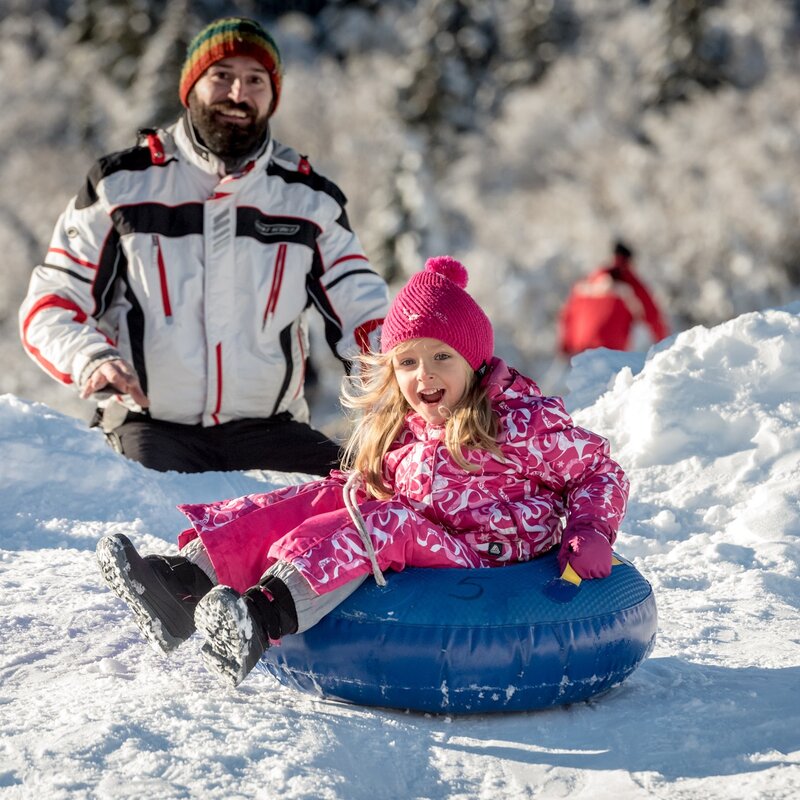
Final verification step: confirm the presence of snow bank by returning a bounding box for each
[0,304,798,799]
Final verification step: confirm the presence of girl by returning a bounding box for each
[97,256,629,687]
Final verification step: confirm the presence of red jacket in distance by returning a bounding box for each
[558,254,670,357]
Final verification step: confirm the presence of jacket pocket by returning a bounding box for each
[153,235,173,322]
[262,244,287,331]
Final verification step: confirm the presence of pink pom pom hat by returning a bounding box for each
[380,256,494,371]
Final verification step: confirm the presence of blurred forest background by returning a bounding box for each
[3,0,800,430]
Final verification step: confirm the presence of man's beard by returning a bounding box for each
[188,95,269,163]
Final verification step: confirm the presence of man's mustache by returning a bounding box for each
[210,101,256,119]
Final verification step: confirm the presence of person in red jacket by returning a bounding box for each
[558,241,670,357]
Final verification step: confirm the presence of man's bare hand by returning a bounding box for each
[80,359,150,408]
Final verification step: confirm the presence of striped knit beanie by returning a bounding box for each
[179,17,283,113]
[381,256,494,371]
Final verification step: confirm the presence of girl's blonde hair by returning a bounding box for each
[340,342,500,498]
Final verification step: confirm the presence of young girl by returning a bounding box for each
[97,256,629,687]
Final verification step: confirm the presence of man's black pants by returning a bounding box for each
[100,411,341,475]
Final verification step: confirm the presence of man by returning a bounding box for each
[19,17,388,474]
[558,240,670,357]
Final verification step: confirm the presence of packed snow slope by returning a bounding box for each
[0,304,798,800]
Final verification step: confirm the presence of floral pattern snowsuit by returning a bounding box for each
[177,358,629,595]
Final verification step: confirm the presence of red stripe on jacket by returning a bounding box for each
[21,295,89,384]
[47,248,98,270]
[263,244,287,328]
[153,237,173,318]
[212,342,223,425]
[354,318,383,354]
[328,253,369,270]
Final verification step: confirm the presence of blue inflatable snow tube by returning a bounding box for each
[257,550,657,714]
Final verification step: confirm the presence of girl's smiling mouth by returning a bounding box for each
[419,389,445,405]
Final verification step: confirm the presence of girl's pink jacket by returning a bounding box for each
[177,359,629,595]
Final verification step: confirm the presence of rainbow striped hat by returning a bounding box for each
[179,17,283,113]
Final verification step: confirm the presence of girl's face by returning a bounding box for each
[392,338,471,426]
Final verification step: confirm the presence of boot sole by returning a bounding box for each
[195,588,259,687]
[96,534,186,655]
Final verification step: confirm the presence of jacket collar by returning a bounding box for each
[403,413,447,442]
[481,357,543,403]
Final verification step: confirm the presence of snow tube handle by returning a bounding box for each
[562,555,623,585]
[560,561,582,586]
[545,556,623,603]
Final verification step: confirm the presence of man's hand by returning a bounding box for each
[80,359,150,408]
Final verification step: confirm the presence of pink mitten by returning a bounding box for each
[557,527,613,579]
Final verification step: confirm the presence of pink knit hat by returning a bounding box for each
[381,256,494,371]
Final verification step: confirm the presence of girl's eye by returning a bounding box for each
[434,352,451,361]
[399,358,415,368]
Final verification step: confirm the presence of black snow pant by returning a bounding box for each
[94,410,341,475]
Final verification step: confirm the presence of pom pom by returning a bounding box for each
[424,256,468,289]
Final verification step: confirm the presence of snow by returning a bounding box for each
[1,303,798,799]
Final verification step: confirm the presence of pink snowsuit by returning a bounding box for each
[176,358,629,595]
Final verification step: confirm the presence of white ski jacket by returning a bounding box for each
[20,116,388,426]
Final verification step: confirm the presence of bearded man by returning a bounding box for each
[20,17,388,474]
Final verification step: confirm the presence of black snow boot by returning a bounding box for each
[194,575,298,687]
[96,533,213,654]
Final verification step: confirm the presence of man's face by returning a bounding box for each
[188,55,274,160]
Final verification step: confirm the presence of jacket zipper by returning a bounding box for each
[262,244,287,330]
[153,235,173,320]
[212,342,223,425]
[293,324,307,400]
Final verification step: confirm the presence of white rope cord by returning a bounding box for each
[343,471,387,587]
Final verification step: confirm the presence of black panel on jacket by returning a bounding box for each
[75,146,160,210]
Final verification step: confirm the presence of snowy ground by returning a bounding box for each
[1,304,798,800]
